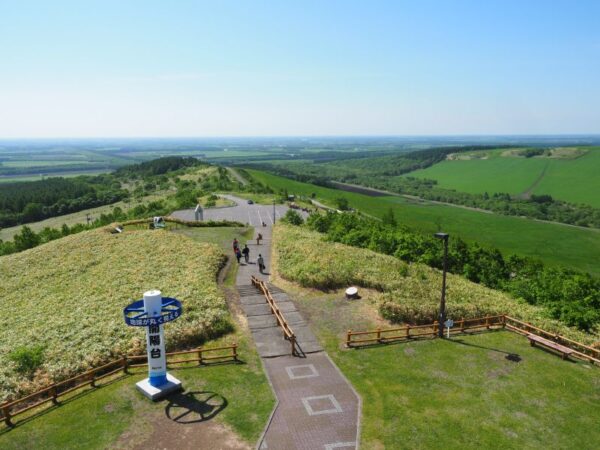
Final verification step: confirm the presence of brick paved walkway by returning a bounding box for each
[233,223,361,450]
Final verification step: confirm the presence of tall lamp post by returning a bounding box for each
[434,232,449,338]
[273,201,276,224]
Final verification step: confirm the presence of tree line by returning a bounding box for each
[304,211,600,333]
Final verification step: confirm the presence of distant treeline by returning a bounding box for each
[114,156,201,177]
[0,177,127,228]
[306,211,600,333]
[0,156,205,228]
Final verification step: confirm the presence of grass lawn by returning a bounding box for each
[0,332,274,450]
[273,280,600,450]
[246,169,600,276]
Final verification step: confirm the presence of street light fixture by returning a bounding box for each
[434,232,449,338]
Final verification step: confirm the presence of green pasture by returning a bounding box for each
[407,147,600,207]
[282,284,600,450]
[246,169,600,275]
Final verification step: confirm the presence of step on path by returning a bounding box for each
[233,225,361,450]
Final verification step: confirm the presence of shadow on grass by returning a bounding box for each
[448,338,522,363]
[164,391,227,424]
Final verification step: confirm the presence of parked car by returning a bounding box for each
[247,199,254,204]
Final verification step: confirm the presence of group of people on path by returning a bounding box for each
[233,237,266,273]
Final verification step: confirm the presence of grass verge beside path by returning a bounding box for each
[247,169,600,276]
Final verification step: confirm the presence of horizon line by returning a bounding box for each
[1,133,600,141]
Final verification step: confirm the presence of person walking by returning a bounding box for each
[233,238,239,251]
[235,247,242,264]
[256,233,263,245]
[257,254,265,274]
[242,244,250,263]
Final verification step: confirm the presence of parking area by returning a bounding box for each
[170,194,296,226]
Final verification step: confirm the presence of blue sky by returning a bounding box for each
[1,1,599,137]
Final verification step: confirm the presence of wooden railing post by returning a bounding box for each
[2,402,12,427]
[346,330,352,347]
[485,316,490,330]
[198,347,203,365]
[89,372,96,388]
[233,344,238,361]
[433,321,438,336]
[376,328,382,343]
[50,386,58,405]
[406,325,410,338]
[122,356,128,374]
[460,318,465,332]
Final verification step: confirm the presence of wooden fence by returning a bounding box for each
[504,316,600,365]
[0,344,237,427]
[251,276,298,356]
[346,315,505,347]
[346,315,600,366]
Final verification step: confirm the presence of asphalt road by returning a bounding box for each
[170,194,302,226]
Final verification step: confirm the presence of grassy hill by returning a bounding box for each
[272,224,599,344]
[0,227,231,402]
[407,146,600,207]
[247,169,600,276]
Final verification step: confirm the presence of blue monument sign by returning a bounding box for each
[124,290,183,400]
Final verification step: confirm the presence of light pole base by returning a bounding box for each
[136,373,183,401]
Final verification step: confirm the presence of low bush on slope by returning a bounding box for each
[273,224,598,345]
[0,228,230,402]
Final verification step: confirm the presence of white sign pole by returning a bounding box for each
[143,290,167,387]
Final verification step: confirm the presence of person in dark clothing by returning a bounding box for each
[257,254,265,273]
[242,244,250,263]
[235,247,242,264]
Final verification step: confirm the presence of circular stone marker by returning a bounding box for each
[345,286,358,299]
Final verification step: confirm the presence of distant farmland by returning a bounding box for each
[247,169,600,276]
[406,147,600,207]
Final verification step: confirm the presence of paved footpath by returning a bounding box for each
[236,226,361,450]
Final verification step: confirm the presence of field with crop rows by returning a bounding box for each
[272,224,598,344]
[407,147,600,207]
[0,227,231,402]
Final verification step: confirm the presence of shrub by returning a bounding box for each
[8,345,45,378]
[281,209,304,226]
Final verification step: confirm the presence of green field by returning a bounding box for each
[407,147,600,207]
[247,169,600,275]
